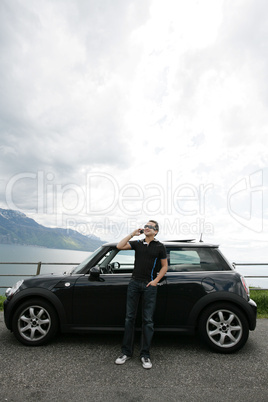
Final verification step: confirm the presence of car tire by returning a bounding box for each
[198,302,249,353]
[12,298,59,346]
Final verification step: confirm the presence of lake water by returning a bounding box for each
[0,244,267,295]
[0,244,90,294]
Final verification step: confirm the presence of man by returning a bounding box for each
[115,220,168,369]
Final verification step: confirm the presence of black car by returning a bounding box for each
[4,240,257,353]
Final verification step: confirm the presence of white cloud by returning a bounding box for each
[0,0,267,261]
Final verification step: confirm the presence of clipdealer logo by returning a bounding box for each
[4,170,215,236]
[227,170,264,233]
[4,169,265,235]
[5,170,214,217]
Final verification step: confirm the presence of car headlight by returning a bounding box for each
[5,280,24,298]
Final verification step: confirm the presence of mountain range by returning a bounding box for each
[0,208,105,251]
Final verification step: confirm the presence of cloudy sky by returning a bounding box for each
[1,0,268,261]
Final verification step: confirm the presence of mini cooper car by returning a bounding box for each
[4,240,257,353]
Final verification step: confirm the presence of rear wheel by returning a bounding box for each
[12,298,58,346]
[198,303,249,353]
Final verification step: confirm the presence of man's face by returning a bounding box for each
[144,221,157,236]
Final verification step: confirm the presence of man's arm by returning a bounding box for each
[147,258,168,287]
[116,229,141,250]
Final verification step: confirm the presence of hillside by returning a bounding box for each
[0,209,105,251]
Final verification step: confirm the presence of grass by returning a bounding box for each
[0,295,5,311]
[250,289,268,318]
[0,291,267,318]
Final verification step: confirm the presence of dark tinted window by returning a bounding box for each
[167,247,226,272]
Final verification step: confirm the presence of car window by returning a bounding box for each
[72,246,103,273]
[110,249,135,272]
[99,249,135,273]
[167,247,225,272]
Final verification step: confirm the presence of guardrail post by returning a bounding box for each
[36,262,42,275]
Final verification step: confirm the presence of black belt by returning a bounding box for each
[132,276,149,283]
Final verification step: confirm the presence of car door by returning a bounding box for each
[73,273,130,327]
[164,247,211,327]
[72,248,132,327]
[72,247,167,328]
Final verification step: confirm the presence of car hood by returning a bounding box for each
[21,273,83,291]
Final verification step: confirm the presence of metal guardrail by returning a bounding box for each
[0,262,268,291]
[232,262,268,290]
[0,262,79,290]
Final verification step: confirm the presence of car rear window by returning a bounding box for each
[167,247,226,272]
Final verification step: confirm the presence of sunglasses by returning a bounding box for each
[144,224,157,230]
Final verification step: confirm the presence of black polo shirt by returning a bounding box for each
[129,238,167,282]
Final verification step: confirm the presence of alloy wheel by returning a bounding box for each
[18,305,51,342]
[206,308,242,348]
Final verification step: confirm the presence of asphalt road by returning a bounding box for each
[0,312,267,402]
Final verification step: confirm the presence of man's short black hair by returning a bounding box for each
[149,220,159,232]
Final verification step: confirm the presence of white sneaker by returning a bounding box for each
[115,354,131,365]
[141,357,152,369]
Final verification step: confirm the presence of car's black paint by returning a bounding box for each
[4,241,257,352]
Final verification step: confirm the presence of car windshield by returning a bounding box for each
[71,247,103,274]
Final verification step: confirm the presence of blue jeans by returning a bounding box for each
[121,279,157,358]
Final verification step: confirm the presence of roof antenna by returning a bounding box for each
[199,233,203,242]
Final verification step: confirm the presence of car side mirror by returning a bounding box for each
[113,262,120,269]
[89,266,100,280]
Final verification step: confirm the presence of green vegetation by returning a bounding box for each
[0,295,5,311]
[250,289,268,318]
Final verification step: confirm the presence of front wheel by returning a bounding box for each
[198,303,249,353]
[12,299,58,346]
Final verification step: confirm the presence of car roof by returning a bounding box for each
[103,240,219,248]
